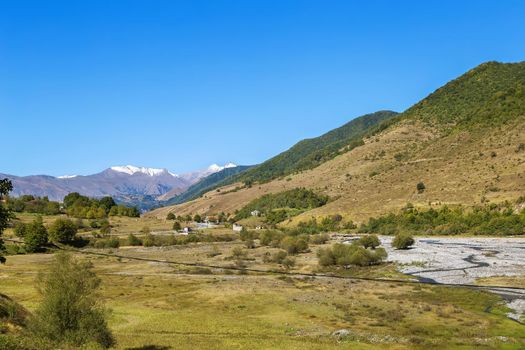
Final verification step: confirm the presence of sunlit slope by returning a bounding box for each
[149,61,525,223]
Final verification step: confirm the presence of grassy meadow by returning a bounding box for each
[2,231,525,350]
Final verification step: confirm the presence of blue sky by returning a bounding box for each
[1,0,524,176]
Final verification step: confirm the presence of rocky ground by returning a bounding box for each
[380,236,525,322]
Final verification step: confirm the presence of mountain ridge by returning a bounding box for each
[148,61,525,223]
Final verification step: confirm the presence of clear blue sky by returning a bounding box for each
[1,0,524,176]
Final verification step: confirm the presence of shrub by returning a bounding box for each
[166,212,176,220]
[93,238,119,249]
[280,236,309,255]
[271,250,288,264]
[244,239,256,249]
[48,218,78,243]
[127,234,142,246]
[142,234,155,247]
[281,257,295,269]
[417,182,426,193]
[358,234,380,249]
[231,247,247,260]
[28,252,115,348]
[392,233,415,249]
[259,230,284,247]
[172,221,181,231]
[318,242,387,267]
[309,233,329,244]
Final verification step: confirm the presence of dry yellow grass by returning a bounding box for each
[148,118,525,225]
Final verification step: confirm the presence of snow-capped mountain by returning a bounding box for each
[179,163,237,184]
[109,165,177,177]
[0,163,238,209]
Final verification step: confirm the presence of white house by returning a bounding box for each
[180,227,193,235]
[232,223,243,232]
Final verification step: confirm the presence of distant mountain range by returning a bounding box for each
[0,163,243,210]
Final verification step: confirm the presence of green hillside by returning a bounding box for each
[402,61,525,129]
[164,165,252,205]
[236,110,398,184]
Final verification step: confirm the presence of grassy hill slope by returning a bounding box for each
[148,61,525,224]
[235,110,398,183]
[162,165,252,206]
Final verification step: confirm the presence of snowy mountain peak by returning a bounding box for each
[57,175,78,179]
[110,165,177,177]
[207,162,237,172]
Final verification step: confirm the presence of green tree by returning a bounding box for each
[416,182,426,193]
[0,179,13,263]
[24,216,48,253]
[193,214,202,223]
[48,218,78,243]
[172,221,181,231]
[98,196,116,214]
[166,212,176,220]
[28,252,115,348]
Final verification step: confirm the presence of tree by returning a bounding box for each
[24,216,48,253]
[172,221,181,231]
[98,196,116,214]
[166,212,176,220]
[28,252,115,348]
[417,182,426,193]
[392,233,415,249]
[48,218,78,243]
[193,214,202,223]
[0,178,13,263]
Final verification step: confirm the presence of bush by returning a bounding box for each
[166,212,176,220]
[28,252,115,348]
[318,242,387,267]
[142,233,155,247]
[417,182,426,193]
[259,230,284,247]
[358,234,380,249]
[309,233,329,244]
[172,221,181,231]
[93,238,120,249]
[280,236,309,255]
[127,234,142,246]
[48,218,78,243]
[392,233,415,249]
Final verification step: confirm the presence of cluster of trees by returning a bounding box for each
[318,234,387,267]
[0,179,13,263]
[290,215,356,235]
[240,229,330,258]
[6,195,61,215]
[63,192,139,219]
[360,202,525,235]
[234,188,329,223]
[14,217,80,252]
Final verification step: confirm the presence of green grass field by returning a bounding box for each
[2,235,525,350]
